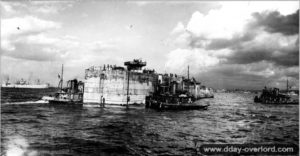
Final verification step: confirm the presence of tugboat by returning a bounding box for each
[49,79,84,104]
[145,66,210,110]
[44,64,84,104]
[254,80,299,104]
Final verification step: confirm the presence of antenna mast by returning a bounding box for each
[286,78,289,92]
[61,64,64,90]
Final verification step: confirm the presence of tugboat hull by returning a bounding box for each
[254,99,299,105]
[49,100,82,105]
[145,95,209,110]
[254,95,299,105]
[146,101,209,110]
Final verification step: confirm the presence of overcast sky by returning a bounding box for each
[1,1,299,90]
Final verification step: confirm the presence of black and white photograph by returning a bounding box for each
[0,0,299,155]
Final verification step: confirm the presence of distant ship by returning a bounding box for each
[1,78,49,89]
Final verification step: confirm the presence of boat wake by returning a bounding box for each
[2,100,49,105]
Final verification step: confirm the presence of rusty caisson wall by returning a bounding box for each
[83,65,157,106]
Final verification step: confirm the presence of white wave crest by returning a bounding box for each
[2,100,49,105]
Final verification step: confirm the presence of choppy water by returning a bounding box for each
[1,88,299,155]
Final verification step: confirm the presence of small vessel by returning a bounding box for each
[49,79,84,104]
[145,65,210,110]
[46,64,84,105]
[254,80,299,105]
[1,78,49,89]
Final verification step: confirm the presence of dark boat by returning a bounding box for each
[49,79,84,105]
[254,84,299,105]
[145,66,211,110]
[48,64,84,105]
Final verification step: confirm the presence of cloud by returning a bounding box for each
[1,15,65,61]
[2,33,82,62]
[168,2,299,66]
[282,67,299,80]
[1,16,60,39]
[165,48,221,75]
[186,11,246,39]
[0,1,74,18]
[1,33,119,63]
[225,33,298,67]
[0,1,122,79]
[88,40,118,52]
[166,1,299,89]
[250,10,299,35]
[206,32,256,50]
[194,62,299,90]
[1,2,15,14]
[130,1,151,7]
[171,22,185,34]
[3,41,64,61]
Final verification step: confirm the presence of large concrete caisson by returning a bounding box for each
[83,61,157,106]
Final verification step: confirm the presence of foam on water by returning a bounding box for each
[2,100,49,105]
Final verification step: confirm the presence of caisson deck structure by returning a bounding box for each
[82,59,213,108]
[83,59,157,107]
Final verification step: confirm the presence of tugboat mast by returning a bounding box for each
[61,64,64,90]
[286,78,289,92]
[187,65,190,94]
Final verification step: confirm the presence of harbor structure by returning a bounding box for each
[82,59,213,107]
[83,59,157,106]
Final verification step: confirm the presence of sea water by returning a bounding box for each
[1,88,298,155]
